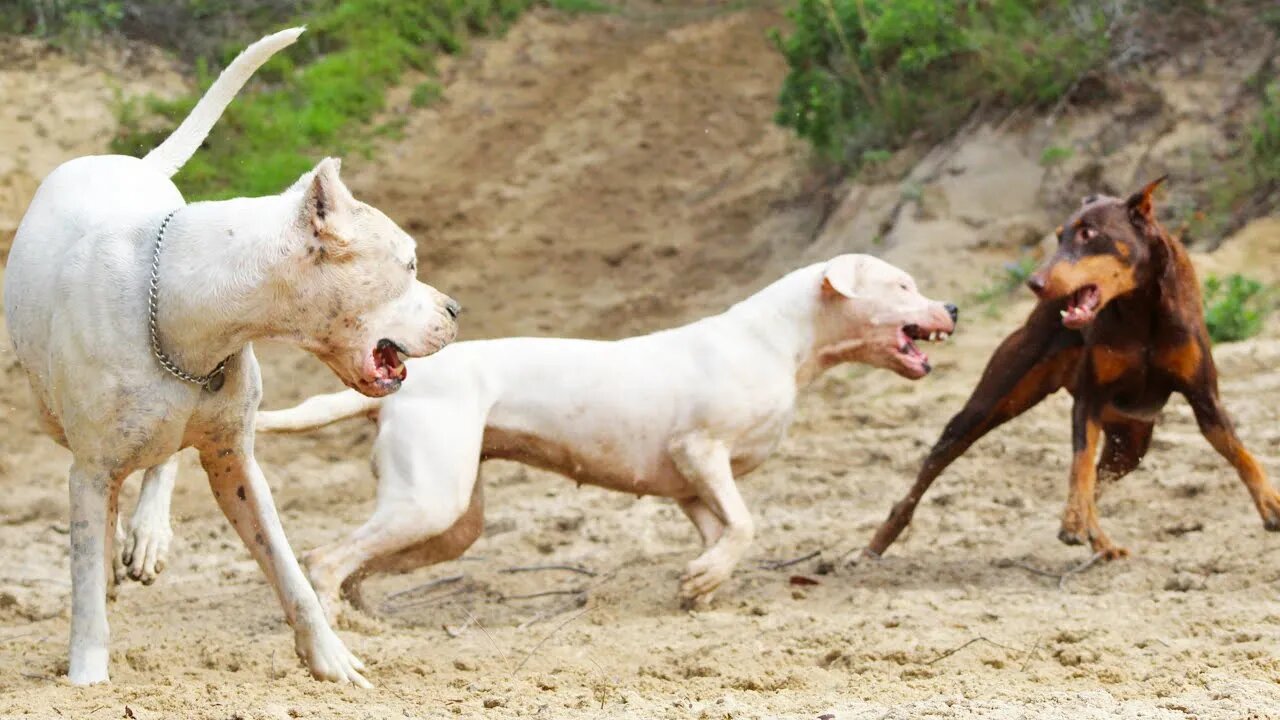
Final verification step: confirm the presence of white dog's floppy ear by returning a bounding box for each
[301,157,356,242]
[821,255,862,299]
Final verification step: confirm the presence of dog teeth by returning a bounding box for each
[1060,310,1068,318]
[939,332,949,341]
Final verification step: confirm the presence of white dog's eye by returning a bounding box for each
[899,283,909,291]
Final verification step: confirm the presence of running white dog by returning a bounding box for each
[238,254,955,617]
[3,28,458,686]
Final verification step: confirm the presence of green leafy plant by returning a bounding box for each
[772,0,1111,168]
[1203,273,1270,344]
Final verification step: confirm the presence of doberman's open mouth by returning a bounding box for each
[372,338,408,385]
[1061,284,1101,329]
[896,324,950,378]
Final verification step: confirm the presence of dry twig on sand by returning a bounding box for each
[926,636,1017,665]
[1001,551,1105,590]
[512,607,590,677]
[758,550,821,571]
[500,564,597,577]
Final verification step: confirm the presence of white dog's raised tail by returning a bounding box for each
[143,26,305,177]
[257,389,381,433]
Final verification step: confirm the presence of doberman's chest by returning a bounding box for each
[1083,337,1194,420]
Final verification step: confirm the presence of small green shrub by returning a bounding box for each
[1039,145,1074,167]
[1203,273,1270,344]
[772,0,1111,167]
[973,256,1037,314]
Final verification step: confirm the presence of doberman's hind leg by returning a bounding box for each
[865,301,1083,557]
[1185,387,1280,532]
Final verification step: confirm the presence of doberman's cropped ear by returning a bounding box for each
[1126,176,1167,225]
[821,255,862,299]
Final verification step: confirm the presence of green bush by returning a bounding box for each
[107,0,537,200]
[772,0,1111,167]
[1203,273,1270,344]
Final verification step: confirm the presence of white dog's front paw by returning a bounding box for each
[121,516,172,585]
[678,551,734,606]
[295,622,371,688]
[68,647,110,685]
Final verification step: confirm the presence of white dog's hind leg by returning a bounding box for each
[122,457,178,585]
[304,397,482,622]
[339,481,485,615]
[678,497,725,547]
[199,443,370,688]
[68,463,121,684]
[669,435,754,607]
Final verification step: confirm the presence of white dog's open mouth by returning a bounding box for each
[1061,284,1101,329]
[370,338,408,389]
[895,324,950,379]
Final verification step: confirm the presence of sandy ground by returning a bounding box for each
[3,4,1280,718]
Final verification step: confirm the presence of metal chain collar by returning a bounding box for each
[148,209,229,392]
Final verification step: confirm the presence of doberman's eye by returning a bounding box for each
[1079,226,1098,242]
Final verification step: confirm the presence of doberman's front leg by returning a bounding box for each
[1185,386,1280,531]
[1058,399,1127,558]
[865,301,1082,557]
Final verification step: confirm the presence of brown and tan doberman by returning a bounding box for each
[865,178,1280,560]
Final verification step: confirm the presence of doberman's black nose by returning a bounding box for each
[944,303,959,324]
[1026,273,1047,296]
[445,299,462,320]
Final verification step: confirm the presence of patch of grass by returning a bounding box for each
[973,256,1037,314]
[1190,80,1280,241]
[1247,82,1280,188]
[1039,145,1074,167]
[0,0,124,48]
[410,79,444,108]
[546,0,613,13]
[772,0,1113,169]
[1203,273,1271,344]
[104,0,545,200]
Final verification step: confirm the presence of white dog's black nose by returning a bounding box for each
[445,299,462,320]
[945,303,959,323]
